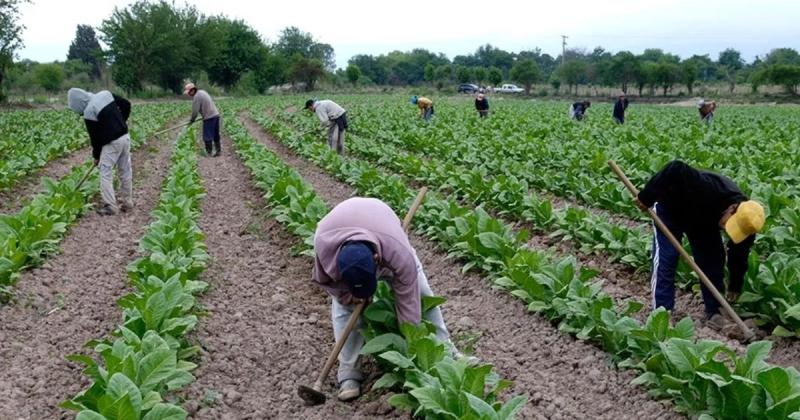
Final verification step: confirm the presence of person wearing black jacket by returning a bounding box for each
[570,101,590,120]
[613,93,629,124]
[475,93,489,118]
[635,160,765,328]
[68,88,133,216]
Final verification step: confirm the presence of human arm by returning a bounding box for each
[385,248,422,324]
[726,234,755,294]
[315,106,333,128]
[190,96,200,123]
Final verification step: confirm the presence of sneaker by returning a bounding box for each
[96,204,115,216]
[705,313,729,332]
[337,379,360,402]
[213,149,221,157]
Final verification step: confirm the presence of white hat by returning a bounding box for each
[183,83,196,95]
[697,99,705,109]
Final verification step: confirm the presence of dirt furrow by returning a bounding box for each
[240,115,679,420]
[0,134,175,419]
[0,146,90,214]
[181,133,393,419]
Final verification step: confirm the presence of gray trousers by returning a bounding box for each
[99,134,132,211]
[332,252,451,383]
[327,124,345,155]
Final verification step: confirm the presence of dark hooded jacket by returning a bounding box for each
[68,88,131,160]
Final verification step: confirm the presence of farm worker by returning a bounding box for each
[635,160,765,330]
[67,88,132,216]
[698,99,717,123]
[304,99,348,155]
[475,92,490,118]
[411,95,434,121]
[312,197,460,401]
[613,93,629,124]
[184,83,222,157]
[570,100,591,121]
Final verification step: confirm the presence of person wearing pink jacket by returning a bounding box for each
[312,197,457,401]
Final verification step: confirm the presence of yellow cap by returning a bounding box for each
[724,201,765,244]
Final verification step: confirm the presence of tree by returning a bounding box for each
[67,25,103,80]
[768,64,800,94]
[473,67,487,86]
[253,47,285,93]
[0,0,28,101]
[557,60,587,94]
[718,48,744,93]
[275,26,335,70]
[34,63,65,92]
[680,59,700,94]
[610,51,640,93]
[487,66,503,86]
[548,73,561,94]
[654,61,680,96]
[635,61,659,96]
[434,64,451,89]
[204,18,265,89]
[456,65,472,83]
[510,59,541,94]
[288,54,324,91]
[423,63,435,85]
[346,64,361,87]
[101,1,210,93]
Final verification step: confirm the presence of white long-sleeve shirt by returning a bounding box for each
[314,100,346,128]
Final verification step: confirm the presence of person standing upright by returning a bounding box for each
[67,88,133,216]
[475,92,490,118]
[184,83,221,157]
[613,93,629,124]
[305,99,348,155]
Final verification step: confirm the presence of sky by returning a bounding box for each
[17,0,800,68]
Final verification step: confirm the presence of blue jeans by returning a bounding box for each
[651,203,726,316]
[202,116,221,143]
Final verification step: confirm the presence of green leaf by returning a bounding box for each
[422,295,447,313]
[137,349,177,393]
[372,372,403,390]
[387,393,418,410]
[76,411,108,420]
[496,395,527,420]
[106,373,142,417]
[409,386,453,416]
[142,403,187,420]
[361,333,407,355]
[464,392,499,419]
[379,351,416,370]
[758,367,793,403]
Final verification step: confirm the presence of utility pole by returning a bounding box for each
[561,35,568,65]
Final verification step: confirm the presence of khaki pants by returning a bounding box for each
[327,124,345,155]
[99,134,132,211]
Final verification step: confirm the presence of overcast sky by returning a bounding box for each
[17,0,800,68]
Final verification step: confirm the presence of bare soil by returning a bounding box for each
[239,115,679,419]
[0,132,176,419]
[0,146,90,214]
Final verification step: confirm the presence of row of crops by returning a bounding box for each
[231,96,800,419]
[0,105,184,302]
[62,127,206,419]
[265,96,800,339]
[224,112,527,418]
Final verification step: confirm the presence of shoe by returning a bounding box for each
[705,313,729,332]
[120,202,134,213]
[213,149,221,157]
[96,204,115,216]
[337,379,360,402]
[204,143,213,156]
[213,141,221,157]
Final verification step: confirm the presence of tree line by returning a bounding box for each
[1,0,799,100]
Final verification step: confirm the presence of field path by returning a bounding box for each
[0,146,90,214]
[239,114,679,420]
[0,133,175,419]
[180,131,395,419]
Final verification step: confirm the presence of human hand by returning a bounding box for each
[93,159,99,167]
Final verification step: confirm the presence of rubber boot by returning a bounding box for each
[204,142,213,156]
[213,139,221,157]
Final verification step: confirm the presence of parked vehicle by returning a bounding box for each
[494,84,524,93]
[457,83,480,93]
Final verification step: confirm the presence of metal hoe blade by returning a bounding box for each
[297,385,326,406]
